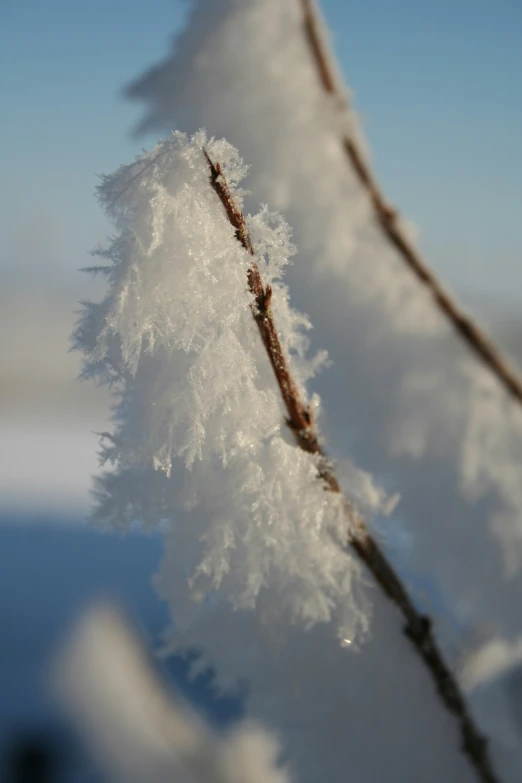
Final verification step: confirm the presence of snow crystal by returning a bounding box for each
[74,130,373,643]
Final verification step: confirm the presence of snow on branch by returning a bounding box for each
[203,146,500,783]
[75,130,500,783]
[203,149,336,481]
[120,2,522,777]
[73,130,370,641]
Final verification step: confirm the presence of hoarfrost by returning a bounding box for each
[120,1,522,778]
[74,130,373,643]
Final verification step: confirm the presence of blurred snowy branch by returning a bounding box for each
[52,604,289,783]
[298,0,522,411]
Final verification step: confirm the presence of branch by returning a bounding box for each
[205,150,500,783]
[300,0,522,409]
[204,150,336,488]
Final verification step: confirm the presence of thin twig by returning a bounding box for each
[300,0,522,409]
[203,150,337,486]
[205,149,500,783]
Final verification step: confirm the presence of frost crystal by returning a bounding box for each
[74,131,370,642]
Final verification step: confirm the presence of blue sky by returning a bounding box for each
[1,0,521,302]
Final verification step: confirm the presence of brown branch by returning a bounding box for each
[204,150,500,783]
[300,0,522,409]
[203,149,336,487]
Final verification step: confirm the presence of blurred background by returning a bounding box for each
[1,0,521,779]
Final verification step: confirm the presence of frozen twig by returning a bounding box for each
[203,150,335,488]
[205,149,500,783]
[300,0,522,410]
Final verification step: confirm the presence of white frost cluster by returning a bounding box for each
[74,130,372,643]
